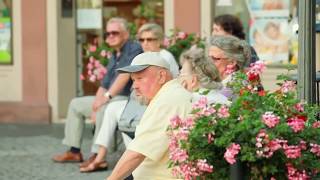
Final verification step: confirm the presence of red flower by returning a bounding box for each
[258,90,266,96]
[247,72,259,81]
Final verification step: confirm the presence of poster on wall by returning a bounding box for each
[0,17,11,64]
[247,0,290,17]
[249,18,289,63]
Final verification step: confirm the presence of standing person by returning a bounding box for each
[212,14,259,65]
[52,17,143,164]
[107,52,193,180]
[79,23,179,173]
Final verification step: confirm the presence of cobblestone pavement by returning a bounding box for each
[0,123,125,180]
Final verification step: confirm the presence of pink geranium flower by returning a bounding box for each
[89,45,97,52]
[89,75,96,82]
[192,97,208,110]
[162,37,170,48]
[294,102,304,112]
[170,115,182,129]
[196,159,213,173]
[217,105,230,118]
[286,163,310,180]
[262,112,280,128]
[312,121,320,128]
[170,148,189,163]
[177,31,187,39]
[283,144,302,159]
[281,81,296,93]
[80,74,85,80]
[100,50,107,57]
[224,143,241,164]
[310,143,320,156]
[287,116,306,133]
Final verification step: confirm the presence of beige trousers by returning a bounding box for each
[62,96,127,153]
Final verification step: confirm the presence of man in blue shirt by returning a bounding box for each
[52,17,143,164]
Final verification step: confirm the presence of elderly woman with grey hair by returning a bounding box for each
[137,23,179,77]
[179,46,230,105]
[208,35,251,86]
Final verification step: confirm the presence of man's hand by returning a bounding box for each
[92,96,110,112]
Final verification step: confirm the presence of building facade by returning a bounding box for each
[0,0,319,123]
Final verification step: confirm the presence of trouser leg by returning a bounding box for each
[62,96,95,148]
[95,98,128,149]
[90,104,106,153]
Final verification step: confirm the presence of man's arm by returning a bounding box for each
[107,150,145,180]
[92,73,131,112]
[107,73,131,98]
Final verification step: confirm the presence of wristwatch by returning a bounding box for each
[104,91,113,99]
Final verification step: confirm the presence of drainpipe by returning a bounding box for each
[298,0,316,103]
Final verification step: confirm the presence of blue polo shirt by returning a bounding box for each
[101,40,143,96]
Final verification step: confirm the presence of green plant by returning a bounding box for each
[163,30,205,65]
[168,61,320,179]
[132,3,156,19]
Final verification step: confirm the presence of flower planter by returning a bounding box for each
[230,160,245,180]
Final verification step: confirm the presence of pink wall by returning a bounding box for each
[0,0,50,123]
[174,0,200,33]
[22,0,48,103]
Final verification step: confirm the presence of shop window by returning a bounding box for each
[0,0,11,65]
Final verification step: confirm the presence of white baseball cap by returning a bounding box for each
[117,52,170,73]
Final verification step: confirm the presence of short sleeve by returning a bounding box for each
[128,102,191,161]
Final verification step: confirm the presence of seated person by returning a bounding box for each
[52,17,142,165]
[212,14,258,65]
[208,35,251,86]
[80,23,179,173]
[179,46,230,105]
[107,52,192,180]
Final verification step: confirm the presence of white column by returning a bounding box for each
[200,0,213,39]
[164,0,174,36]
[47,0,59,122]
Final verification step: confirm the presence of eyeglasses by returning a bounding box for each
[106,31,120,37]
[210,56,229,61]
[138,38,158,43]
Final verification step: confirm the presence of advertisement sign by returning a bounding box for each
[0,17,11,64]
[247,0,290,64]
[247,0,289,17]
[249,18,289,63]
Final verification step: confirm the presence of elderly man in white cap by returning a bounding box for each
[107,52,192,180]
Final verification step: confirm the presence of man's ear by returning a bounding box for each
[158,70,168,84]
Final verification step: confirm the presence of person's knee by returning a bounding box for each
[69,98,80,109]
[69,97,87,113]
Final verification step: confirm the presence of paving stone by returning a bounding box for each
[0,124,125,180]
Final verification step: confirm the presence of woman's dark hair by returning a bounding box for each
[213,14,245,40]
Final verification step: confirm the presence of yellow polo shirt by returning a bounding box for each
[128,79,192,180]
